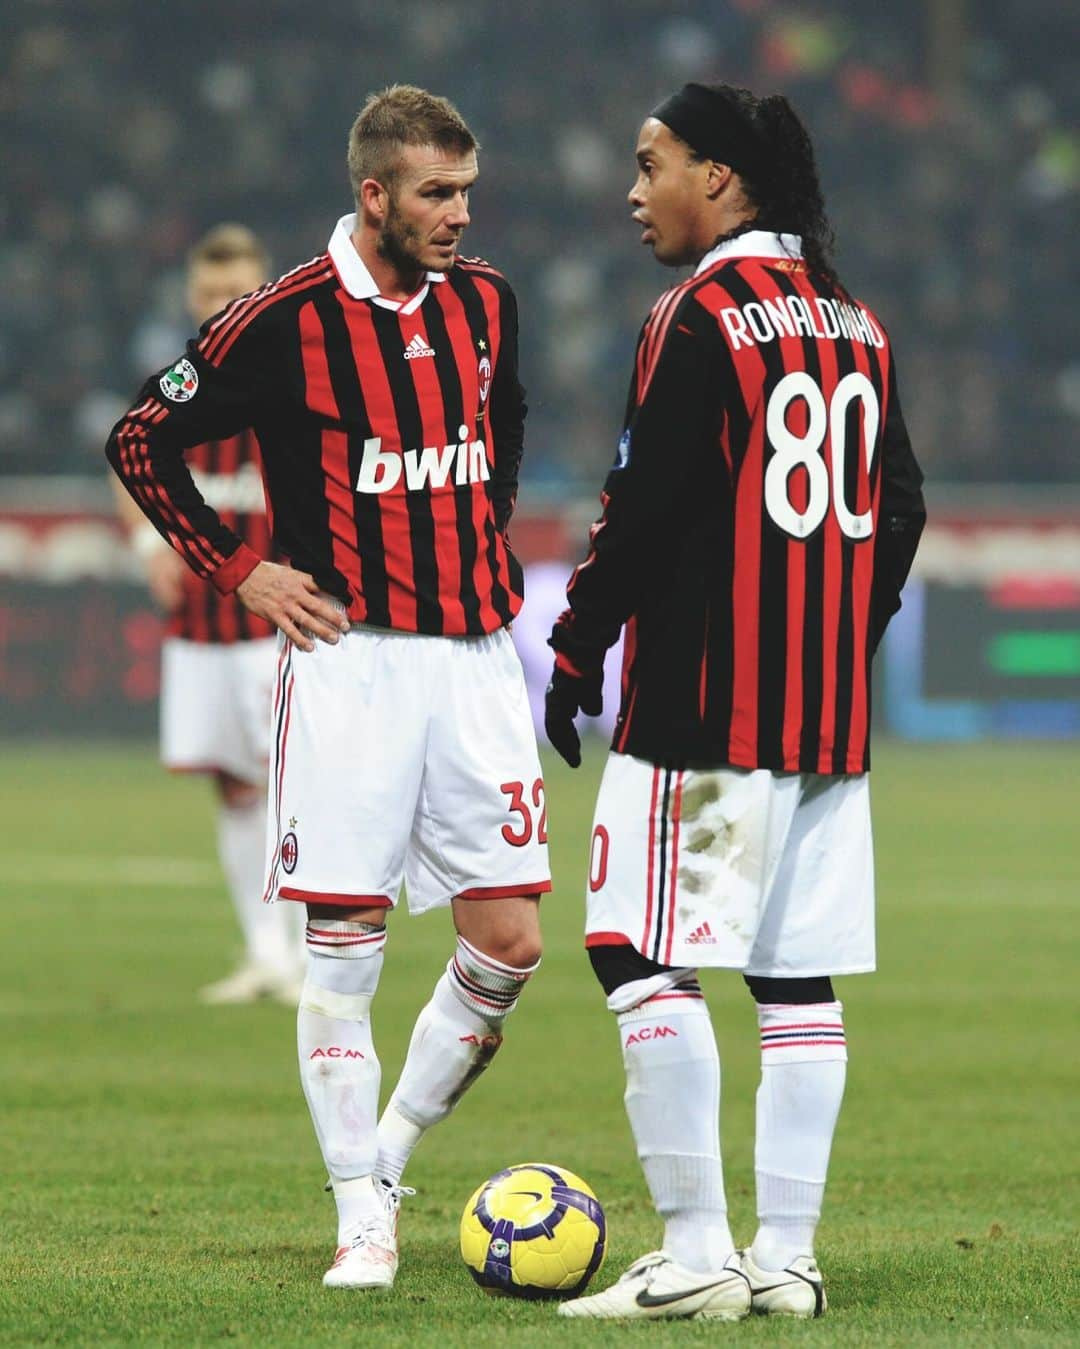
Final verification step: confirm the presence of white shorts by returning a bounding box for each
[585,753,875,977]
[263,625,551,914]
[160,637,277,783]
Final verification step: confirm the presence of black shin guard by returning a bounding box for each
[588,944,677,998]
[744,974,836,1004]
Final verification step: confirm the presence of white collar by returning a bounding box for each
[694,230,803,274]
[328,213,447,312]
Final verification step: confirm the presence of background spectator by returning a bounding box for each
[2,0,1076,486]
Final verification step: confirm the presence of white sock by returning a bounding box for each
[752,1000,847,1271]
[614,977,734,1272]
[296,919,386,1244]
[375,935,538,1185]
[329,1175,384,1249]
[218,798,302,977]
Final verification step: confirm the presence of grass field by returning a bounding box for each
[2,740,1077,1346]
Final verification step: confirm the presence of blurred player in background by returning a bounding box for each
[114,225,304,1005]
[106,86,548,1293]
[546,83,925,1321]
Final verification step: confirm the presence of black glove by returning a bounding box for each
[544,658,603,769]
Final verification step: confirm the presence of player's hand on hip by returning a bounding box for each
[544,662,603,769]
[146,548,186,612]
[235,561,351,652]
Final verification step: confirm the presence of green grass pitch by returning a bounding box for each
[1,741,1077,1346]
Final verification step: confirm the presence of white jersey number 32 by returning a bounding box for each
[763,370,879,541]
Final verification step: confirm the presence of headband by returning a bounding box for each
[650,83,765,179]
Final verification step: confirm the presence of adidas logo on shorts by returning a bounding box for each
[685,921,718,945]
[403,334,436,360]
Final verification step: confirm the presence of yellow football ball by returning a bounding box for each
[460,1162,607,1299]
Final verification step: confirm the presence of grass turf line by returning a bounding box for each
[1,741,1077,1345]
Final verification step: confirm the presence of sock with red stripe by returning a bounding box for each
[297,919,386,1245]
[752,1000,847,1270]
[614,977,734,1273]
[375,935,538,1185]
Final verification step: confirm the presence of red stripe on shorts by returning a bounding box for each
[584,931,632,948]
[280,889,394,907]
[640,766,661,954]
[663,771,684,965]
[457,881,552,900]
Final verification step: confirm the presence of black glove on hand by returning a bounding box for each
[544,659,603,769]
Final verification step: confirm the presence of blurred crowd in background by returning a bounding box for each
[3,0,1077,490]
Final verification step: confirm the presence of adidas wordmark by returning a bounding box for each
[403,334,435,360]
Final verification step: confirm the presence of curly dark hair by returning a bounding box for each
[704,86,840,291]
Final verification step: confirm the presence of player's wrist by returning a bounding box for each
[212,543,263,595]
[553,649,588,680]
[550,640,605,684]
[548,611,614,678]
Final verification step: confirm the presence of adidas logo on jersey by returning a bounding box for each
[685,921,718,945]
[403,333,435,360]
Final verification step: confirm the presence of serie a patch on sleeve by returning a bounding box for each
[159,358,199,403]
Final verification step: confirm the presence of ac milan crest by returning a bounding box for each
[478,355,492,406]
[280,831,298,874]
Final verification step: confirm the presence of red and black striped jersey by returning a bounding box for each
[106,214,526,636]
[551,231,926,775]
[169,429,275,644]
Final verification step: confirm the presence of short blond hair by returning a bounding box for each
[187,223,270,271]
[347,84,477,199]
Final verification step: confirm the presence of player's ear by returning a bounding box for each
[704,161,733,201]
[358,177,390,225]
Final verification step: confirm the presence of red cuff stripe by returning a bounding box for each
[211,544,262,595]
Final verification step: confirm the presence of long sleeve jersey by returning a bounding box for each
[107,215,527,636]
[551,231,926,774]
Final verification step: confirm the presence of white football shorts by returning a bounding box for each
[584,752,875,977]
[160,636,277,783]
[263,624,552,914]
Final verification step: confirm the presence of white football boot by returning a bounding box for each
[267,968,305,1007]
[322,1182,414,1289]
[558,1250,750,1321]
[739,1249,827,1317]
[198,963,279,1005]
[198,962,305,1006]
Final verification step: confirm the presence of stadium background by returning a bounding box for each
[2,2,1077,1344]
[3,0,1079,736]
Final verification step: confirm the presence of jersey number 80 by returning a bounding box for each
[763,371,879,542]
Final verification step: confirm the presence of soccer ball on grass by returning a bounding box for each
[459,1162,606,1299]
